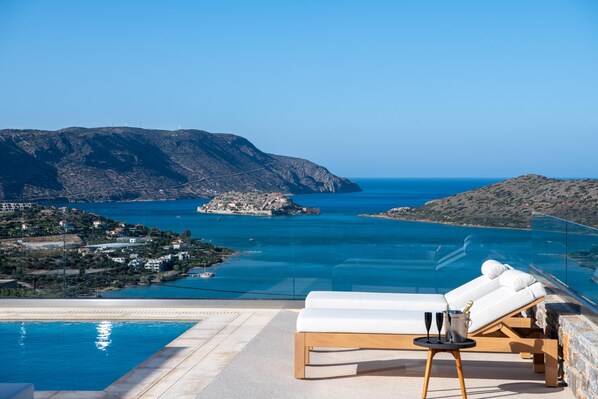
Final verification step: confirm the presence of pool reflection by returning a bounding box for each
[95,321,112,351]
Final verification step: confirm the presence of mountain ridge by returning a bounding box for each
[0,127,360,202]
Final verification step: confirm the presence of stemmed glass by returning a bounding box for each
[424,312,432,343]
[435,312,444,344]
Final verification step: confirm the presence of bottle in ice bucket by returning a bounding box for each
[444,301,474,343]
[462,300,474,316]
[452,301,473,343]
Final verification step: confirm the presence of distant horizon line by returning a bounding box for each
[1,127,594,181]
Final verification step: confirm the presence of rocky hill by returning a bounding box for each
[197,192,320,216]
[0,127,360,202]
[375,175,598,229]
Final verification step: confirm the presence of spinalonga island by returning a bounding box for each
[197,192,320,216]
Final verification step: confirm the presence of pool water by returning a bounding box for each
[0,321,195,391]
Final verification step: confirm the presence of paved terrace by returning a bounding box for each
[0,299,577,399]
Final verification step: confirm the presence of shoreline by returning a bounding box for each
[98,252,238,296]
[360,213,532,231]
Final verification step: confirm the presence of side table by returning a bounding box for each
[413,337,476,399]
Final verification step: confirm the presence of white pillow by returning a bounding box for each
[480,259,509,279]
[499,270,537,292]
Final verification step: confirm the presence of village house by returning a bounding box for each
[127,224,144,234]
[108,227,126,237]
[21,223,41,234]
[78,247,92,256]
[92,220,106,229]
[171,239,186,249]
[128,258,144,271]
[59,220,75,232]
[144,258,164,271]
[0,203,32,212]
[116,236,148,244]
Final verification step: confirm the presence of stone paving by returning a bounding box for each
[0,300,579,399]
[1,300,279,399]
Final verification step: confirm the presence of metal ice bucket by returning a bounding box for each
[444,310,471,343]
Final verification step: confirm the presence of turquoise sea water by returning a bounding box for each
[0,321,194,390]
[71,179,533,299]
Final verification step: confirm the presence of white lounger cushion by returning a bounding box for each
[305,260,511,311]
[468,282,545,332]
[444,275,498,310]
[297,308,430,334]
[445,260,512,309]
[499,269,537,292]
[297,278,546,335]
[480,259,511,279]
[305,291,447,312]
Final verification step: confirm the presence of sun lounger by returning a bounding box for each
[295,269,558,387]
[306,259,511,312]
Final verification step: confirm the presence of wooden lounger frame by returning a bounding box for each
[295,297,558,387]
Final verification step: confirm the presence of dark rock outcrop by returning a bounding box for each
[0,127,360,202]
[375,175,598,229]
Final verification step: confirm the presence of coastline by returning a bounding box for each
[108,251,237,292]
[360,213,532,231]
[23,179,540,300]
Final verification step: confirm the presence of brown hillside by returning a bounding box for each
[379,175,598,229]
[0,127,360,202]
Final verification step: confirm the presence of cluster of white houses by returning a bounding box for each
[81,237,191,272]
[128,252,190,272]
[3,205,193,273]
[0,202,33,212]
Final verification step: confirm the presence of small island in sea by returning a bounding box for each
[197,191,320,216]
[0,204,233,297]
[369,174,598,229]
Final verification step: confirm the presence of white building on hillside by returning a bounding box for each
[145,259,164,271]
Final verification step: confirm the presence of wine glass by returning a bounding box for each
[424,312,432,343]
[435,312,444,344]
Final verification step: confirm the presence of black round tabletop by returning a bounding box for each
[413,337,476,350]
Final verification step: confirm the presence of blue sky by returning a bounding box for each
[1,0,597,178]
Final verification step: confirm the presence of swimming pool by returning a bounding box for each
[0,321,195,391]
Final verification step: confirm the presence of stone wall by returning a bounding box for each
[532,296,598,399]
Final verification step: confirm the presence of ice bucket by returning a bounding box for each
[445,310,471,343]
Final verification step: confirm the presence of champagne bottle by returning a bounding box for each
[462,300,474,315]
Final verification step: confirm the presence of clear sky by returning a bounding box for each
[1,0,597,178]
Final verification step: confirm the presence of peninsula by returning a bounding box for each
[0,127,360,202]
[371,175,598,229]
[0,204,232,297]
[197,192,320,216]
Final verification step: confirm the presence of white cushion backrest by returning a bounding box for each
[468,282,546,332]
[499,269,537,291]
[480,259,510,279]
[444,275,500,310]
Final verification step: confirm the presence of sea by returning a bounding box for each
[70,178,533,299]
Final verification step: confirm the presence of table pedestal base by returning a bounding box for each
[422,349,468,399]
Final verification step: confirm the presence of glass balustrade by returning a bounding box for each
[532,212,598,309]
